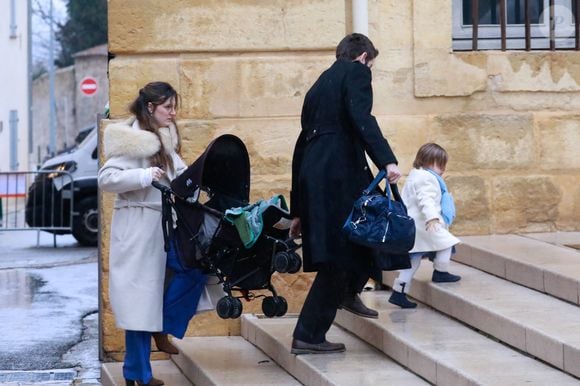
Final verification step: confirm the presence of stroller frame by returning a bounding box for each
[153,134,301,319]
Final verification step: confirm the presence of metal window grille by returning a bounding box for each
[455,0,579,51]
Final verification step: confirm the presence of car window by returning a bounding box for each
[79,126,97,148]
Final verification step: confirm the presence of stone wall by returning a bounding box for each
[32,67,76,165]
[32,45,108,166]
[101,0,580,359]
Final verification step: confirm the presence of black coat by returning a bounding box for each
[291,59,397,272]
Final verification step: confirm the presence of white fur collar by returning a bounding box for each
[103,118,178,159]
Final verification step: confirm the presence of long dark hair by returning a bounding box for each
[129,81,181,171]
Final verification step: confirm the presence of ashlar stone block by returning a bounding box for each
[434,113,535,170]
[375,116,432,173]
[552,174,580,230]
[372,0,414,50]
[493,176,562,233]
[108,57,181,118]
[487,53,580,92]
[179,55,331,119]
[446,176,490,235]
[414,51,488,97]
[412,0,452,50]
[109,0,344,54]
[536,114,580,170]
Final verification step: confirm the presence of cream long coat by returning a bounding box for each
[98,118,186,331]
[401,168,460,253]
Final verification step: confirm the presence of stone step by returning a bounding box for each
[171,336,302,386]
[384,261,580,378]
[241,314,430,386]
[101,360,191,386]
[334,292,579,385]
[454,234,580,304]
[525,231,580,249]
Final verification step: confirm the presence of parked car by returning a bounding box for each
[25,127,98,246]
[56,125,96,155]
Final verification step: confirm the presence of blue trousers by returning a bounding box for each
[123,330,153,383]
[123,240,207,383]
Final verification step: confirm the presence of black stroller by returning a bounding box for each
[153,134,301,320]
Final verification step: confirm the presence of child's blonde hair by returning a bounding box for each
[413,143,448,169]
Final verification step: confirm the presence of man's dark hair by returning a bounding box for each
[335,33,379,61]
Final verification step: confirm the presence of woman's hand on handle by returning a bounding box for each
[150,167,165,181]
[289,217,302,238]
[385,163,401,184]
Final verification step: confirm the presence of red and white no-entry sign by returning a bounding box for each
[79,77,98,96]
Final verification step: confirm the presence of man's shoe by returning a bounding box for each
[432,270,461,283]
[291,339,346,355]
[152,333,179,355]
[339,294,379,319]
[388,291,417,309]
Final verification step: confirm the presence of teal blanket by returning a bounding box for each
[224,195,288,248]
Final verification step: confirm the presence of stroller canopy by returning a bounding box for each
[172,134,250,208]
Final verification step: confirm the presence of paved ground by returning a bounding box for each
[0,230,100,385]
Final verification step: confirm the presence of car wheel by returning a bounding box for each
[72,196,98,246]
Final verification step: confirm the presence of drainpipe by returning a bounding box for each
[48,0,56,157]
[352,0,369,36]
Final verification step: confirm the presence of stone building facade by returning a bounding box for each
[101,0,580,359]
[0,0,29,171]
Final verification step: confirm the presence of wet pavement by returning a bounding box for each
[0,230,99,385]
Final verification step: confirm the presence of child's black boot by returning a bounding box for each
[432,270,461,283]
[388,283,417,309]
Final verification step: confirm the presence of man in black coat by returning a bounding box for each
[289,33,401,354]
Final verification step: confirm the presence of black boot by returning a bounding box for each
[432,270,461,283]
[388,283,417,309]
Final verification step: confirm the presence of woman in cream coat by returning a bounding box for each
[99,82,186,386]
[388,143,461,309]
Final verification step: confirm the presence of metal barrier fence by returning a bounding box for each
[0,171,74,247]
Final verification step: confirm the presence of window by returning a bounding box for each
[453,0,579,50]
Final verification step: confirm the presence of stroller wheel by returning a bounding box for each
[230,297,243,319]
[262,296,278,317]
[262,296,287,318]
[275,296,288,317]
[287,253,302,274]
[217,296,237,319]
[273,251,291,273]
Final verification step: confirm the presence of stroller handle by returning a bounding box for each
[152,180,172,194]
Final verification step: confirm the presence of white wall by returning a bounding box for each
[0,0,29,171]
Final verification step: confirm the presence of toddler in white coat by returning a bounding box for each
[389,143,461,309]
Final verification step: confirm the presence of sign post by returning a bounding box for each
[79,77,98,96]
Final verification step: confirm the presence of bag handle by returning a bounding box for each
[362,169,403,204]
[363,169,386,195]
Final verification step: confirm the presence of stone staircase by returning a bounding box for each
[102,232,580,385]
